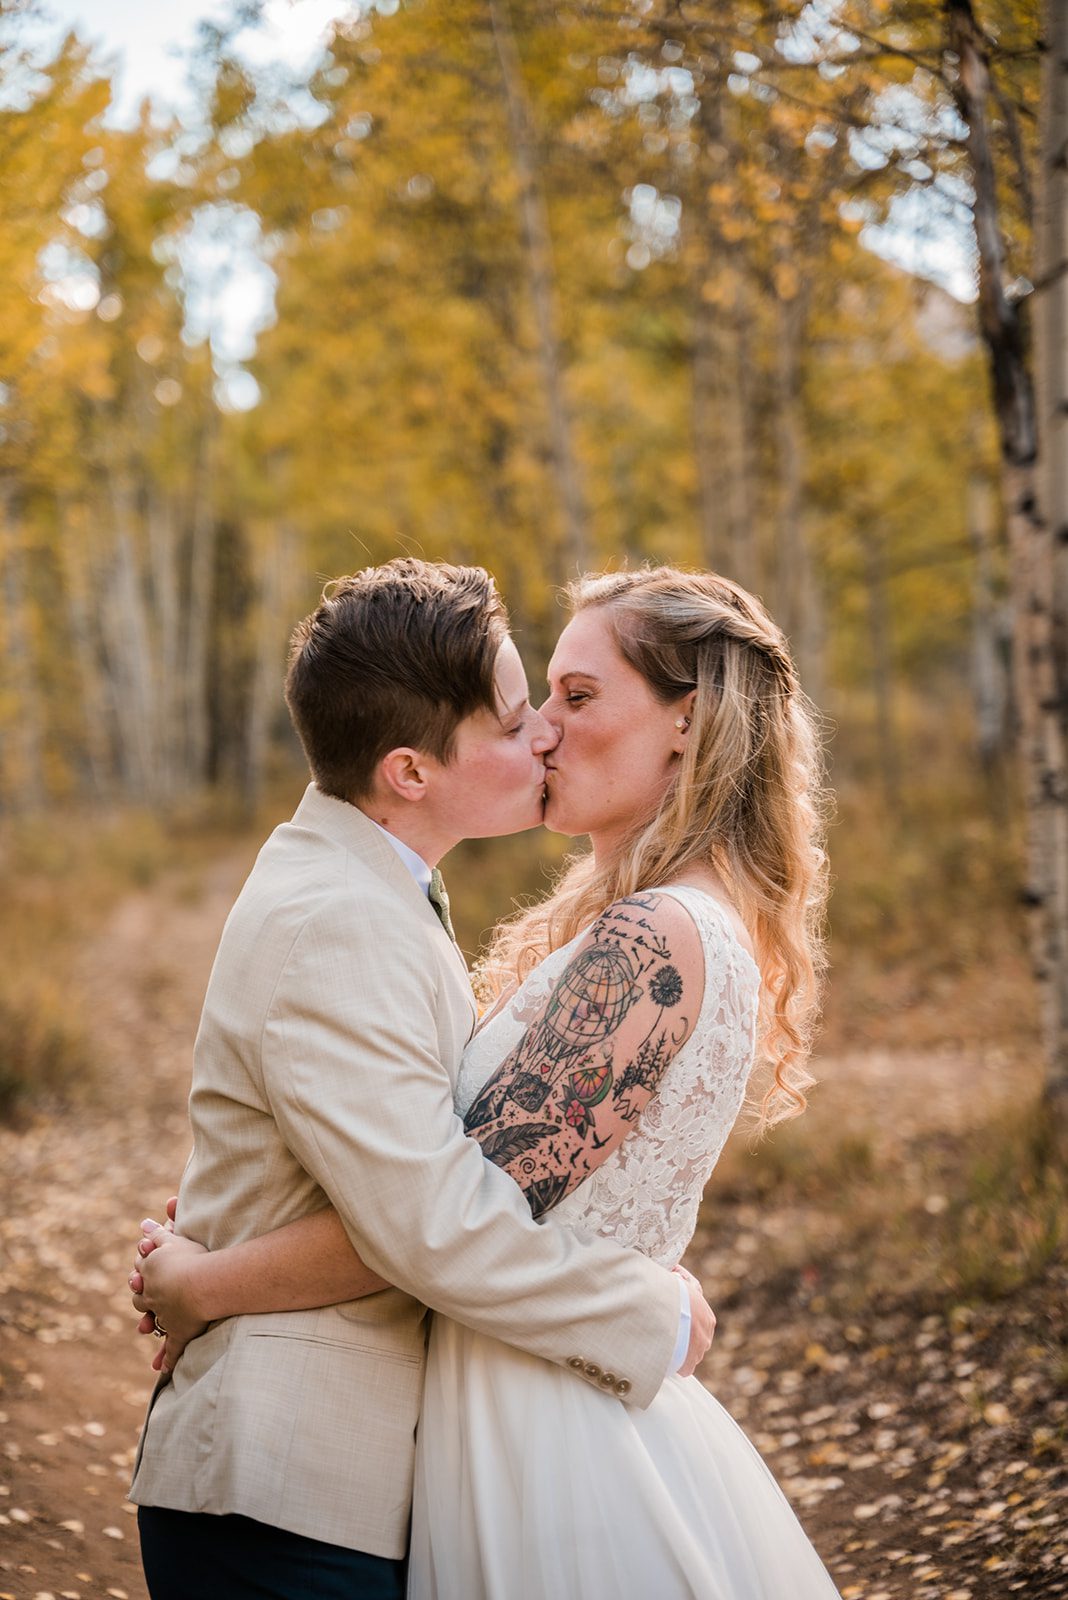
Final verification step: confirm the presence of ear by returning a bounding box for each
[378,748,431,805]
[670,689,697,755]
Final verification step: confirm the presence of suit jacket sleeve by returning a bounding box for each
[259,894,681,1408]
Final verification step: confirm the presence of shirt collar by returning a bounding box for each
[367,817,433,897]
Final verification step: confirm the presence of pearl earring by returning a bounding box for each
[675,716,691,731]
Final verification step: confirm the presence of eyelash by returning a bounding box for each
[564,692,590,706]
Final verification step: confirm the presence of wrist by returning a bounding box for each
[671,1272,692,1373]
[182,1252,219,1324]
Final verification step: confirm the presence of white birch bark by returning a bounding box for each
[946,0,1068,1110]
[692,282,727,571]
[102,471,157,800]
[773,278,825,704]
[1033,0,1068,1108]
[57,498,112,798]
[967,473,1008,769]
[243,522,296,810]
[0,486,45,811]
[146,489,180,797]
[182,417,217,791]
[488,0,587,576]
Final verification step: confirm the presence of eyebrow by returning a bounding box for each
[549,669,602,686]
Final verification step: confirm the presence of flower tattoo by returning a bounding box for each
[565,1098,587,1129]
[649,964,684,1008]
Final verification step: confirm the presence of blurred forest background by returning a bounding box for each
[0,2,1066,1592]
[3,0,1065,1101]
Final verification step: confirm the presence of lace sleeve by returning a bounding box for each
[547,886,760,1266]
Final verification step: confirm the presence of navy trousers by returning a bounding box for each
[138,1506,407,1600]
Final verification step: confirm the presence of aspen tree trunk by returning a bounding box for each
[1039,0,1068,709]
[146,489,180,798]
[0,486,45,811]
[724,285,758,593]
[774,281,824,701]
[58,499,112,798]
[692,282,726,570]
[1034,0,1068,1111]
[967,473,1008,770]
[103,472,157,800]
[183,416,217,791]
[243,523,295,811]
[689,78,755,581]
[861,524,900,811]
[488,0,587,576]
[946,0,1068,1112]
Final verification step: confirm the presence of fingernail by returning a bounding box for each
[141,1218,159,1232]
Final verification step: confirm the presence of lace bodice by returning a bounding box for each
[456,887,761,1267]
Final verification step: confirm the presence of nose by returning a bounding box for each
[530,705,560,755]
[537,693,562,736]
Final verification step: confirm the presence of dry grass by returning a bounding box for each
[819,691,1030,1034]
[711,1095,1067,1314]
[0,793,292,1120]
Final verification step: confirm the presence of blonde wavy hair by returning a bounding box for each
[479,567,830,1128]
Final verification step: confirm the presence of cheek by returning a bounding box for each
[579,720,670,802]
[468,744,533,802]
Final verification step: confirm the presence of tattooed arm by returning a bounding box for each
[463,893,704,1219]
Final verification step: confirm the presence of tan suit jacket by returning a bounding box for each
[131,784,679,1559]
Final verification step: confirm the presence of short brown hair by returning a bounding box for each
[285,558,509,801]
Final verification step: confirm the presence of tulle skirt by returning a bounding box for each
[409,1316,841,1600]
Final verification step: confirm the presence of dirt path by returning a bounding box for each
[0,851,252,1600]
[0,857,1062,1599]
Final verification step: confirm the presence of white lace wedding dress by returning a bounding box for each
[409,887,840,1599]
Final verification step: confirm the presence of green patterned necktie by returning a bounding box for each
[428,868,455,941]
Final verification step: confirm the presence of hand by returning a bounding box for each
[128,1195,177,1353]
[129,1206,209,1374]
[129,1194,178,1296]
[128,1195,176,1345]
[675,1264,716,1377]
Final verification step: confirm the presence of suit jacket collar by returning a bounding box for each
[290,784,474,999]
[292,782,411,886]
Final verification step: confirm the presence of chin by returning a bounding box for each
[483,799,546,838]
[542,801,581,840]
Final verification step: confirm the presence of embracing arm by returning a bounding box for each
[185,1205,385,1312]
[133,1204,384,1371]
[135,894,703,1366]
[137,1204,381,1319]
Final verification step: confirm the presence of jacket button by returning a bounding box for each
[584,1363,601,1379]
[598,1371,616,1389]
[615,1379,631,1397]
[567,1357,584,1371]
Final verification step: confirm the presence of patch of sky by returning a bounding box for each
[861,177,977,303]
[624,182,682,271]
[13,0,373,409]
[776,0,861,65]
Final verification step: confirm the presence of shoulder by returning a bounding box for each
[586,891,704,983]
[238,854,435,998]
